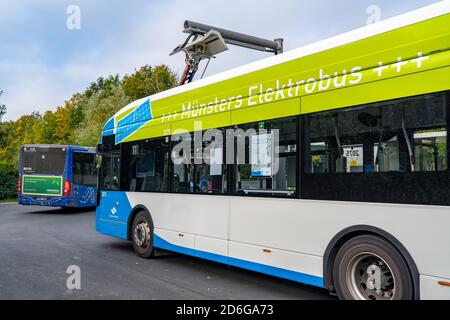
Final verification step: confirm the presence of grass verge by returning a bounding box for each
[0,198,17,203]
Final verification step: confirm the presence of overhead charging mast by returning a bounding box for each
[170,20,284,85]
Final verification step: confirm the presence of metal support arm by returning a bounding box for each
[171,20,284,85]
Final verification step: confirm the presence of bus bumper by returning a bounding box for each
[18,194,74,207]
[420,275,450,300]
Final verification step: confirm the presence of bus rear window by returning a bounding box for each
[22,147,66,175]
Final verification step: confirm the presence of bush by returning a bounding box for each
[0,162,17,200]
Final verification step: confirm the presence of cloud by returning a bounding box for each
[0,61,76,118]
[0,0,441,121]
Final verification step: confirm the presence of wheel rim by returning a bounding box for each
[134,220,151,249]
[346,252,396,300]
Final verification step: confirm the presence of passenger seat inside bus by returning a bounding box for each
[141,174,162,192]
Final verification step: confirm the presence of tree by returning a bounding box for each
[53,105,71,144]
[0,90,6,122]
[0,161,17,199]
[33,111,57,144]
[0,121,16,164]
[0,63,177,175]
[67,93,85,130]
[75,84,130,146]
[85,75,122,99]
[123,65,177,101]
[4,112,42,168]
[123,66,153,101]
[148,65,177,93]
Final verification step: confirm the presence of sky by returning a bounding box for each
[0,0,443,121]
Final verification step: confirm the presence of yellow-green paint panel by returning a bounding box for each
[231,98,300,126]
[107,12,450,143]
[171,112,231,134]
[301,66,450,114]
[150,13,450,117]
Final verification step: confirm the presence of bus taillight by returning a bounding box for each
[63,180,71,196]
[18,178,21,194]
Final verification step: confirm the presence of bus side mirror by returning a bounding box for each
[96,155,103,169]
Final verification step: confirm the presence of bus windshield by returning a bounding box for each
[22,146,66,175]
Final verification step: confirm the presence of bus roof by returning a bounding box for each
[103,1,450,144]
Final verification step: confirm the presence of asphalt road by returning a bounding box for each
[0,203,333,300]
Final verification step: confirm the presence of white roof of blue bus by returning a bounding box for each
[106,1,450,127]
[22,144,96,152]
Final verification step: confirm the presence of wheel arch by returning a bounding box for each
[127,205,154,241]
[323,225,420,300]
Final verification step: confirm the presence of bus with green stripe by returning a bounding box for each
[96,2,450,300]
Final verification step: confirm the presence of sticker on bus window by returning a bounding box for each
[251,133,273,177]
[342,145,364,173]
[210,148,223,176]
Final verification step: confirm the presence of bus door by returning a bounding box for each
[99,153,120,191]
[96,150,130,238]
[97,148,122,213]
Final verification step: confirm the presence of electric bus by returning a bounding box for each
[96,2,450,300]
[18,144,97,208]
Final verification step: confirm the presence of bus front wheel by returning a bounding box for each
[333,235,413,300]
[131,211,155,259]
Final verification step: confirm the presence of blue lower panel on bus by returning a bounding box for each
[72,185,97,207]
[96,218,128,240]
[153,234,324,288]
[19,187,96,208]
[18,194,73,207]
[96,191,132,240]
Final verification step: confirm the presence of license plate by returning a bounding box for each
[37,198,48,201]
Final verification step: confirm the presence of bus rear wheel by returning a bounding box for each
[131,211,155,259]
[333,235,413,300]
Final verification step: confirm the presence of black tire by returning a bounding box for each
[333,235,413,300]
[131,211,155,259]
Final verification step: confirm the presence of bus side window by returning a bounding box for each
[233,117,298,197]
[171,133,195,193]
[121,137,170,193]
[305,93,447,174]
[302,91,448,205]
[194,129,227,195]
[73,152,96,186]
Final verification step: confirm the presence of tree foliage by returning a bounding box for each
[0,162,16,200]
[75,83,130,146]
[0,91,6,122]
[0,64,177,199]
[123,65,177,101]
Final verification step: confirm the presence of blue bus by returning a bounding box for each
[18,144,97,208]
